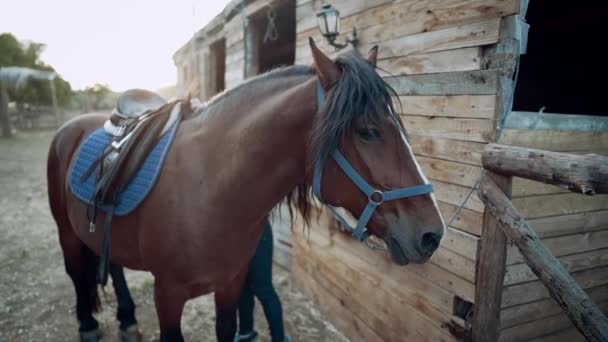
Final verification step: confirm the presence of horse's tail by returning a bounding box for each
[47,123,101,313]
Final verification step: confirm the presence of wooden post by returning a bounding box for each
[471,172,511,342]
[478,174,608,342]
[483,143,608,195]
[0,81,12,138]
[49,78,61,127]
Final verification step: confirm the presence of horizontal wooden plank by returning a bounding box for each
[501,129,608,153]
[506,229,608,265]
[292,263,385,342]
[528,210,608,238]
[409,135,485,166]
[377,47,482,75]
[528,327,586,342]
[502,266,608,307]
[501,285,608,329]
[295,238,461,342]
[512,193,608,218]
[499,301,608,342]
[373,18,500,59]
[296,0,393,32]
[294,210,476,302]
[512,177,569,197]
[386,70,499,96]
[505,248,608,285]
[296,0,519,50]
[441,227,479,261]
[399,94,495,119]
[434,180,485,213]
[418,156,483,188]
[401,114,495,143]
[438,201,483,236]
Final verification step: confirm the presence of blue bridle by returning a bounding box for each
[312,81,434,242]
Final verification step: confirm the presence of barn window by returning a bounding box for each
[512,1,607,116]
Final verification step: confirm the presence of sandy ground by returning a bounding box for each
[0,130,348,342]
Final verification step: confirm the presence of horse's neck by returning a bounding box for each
[190,76,317,221]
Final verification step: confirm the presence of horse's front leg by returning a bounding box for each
[214,269,248,342]
[154,277,189,342]
[109,264,142,341]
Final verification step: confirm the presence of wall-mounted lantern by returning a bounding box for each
[316,2,358,50]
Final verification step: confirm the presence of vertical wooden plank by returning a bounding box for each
[471,173,512,342]
[0,81,11,137]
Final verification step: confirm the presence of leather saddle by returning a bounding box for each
[83,88,192,285]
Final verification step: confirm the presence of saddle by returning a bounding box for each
[82,88,192,285]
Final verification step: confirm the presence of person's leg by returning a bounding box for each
[236,271,257,340]
[250,221,287,342]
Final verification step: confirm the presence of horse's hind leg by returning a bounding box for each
[109,264,142,341]
[57,227,103,342]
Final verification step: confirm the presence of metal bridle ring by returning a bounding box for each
[369,190,385,205]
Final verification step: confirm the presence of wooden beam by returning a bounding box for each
[483,143,608,195]
[471,172,511,342]
[478,174,608,342]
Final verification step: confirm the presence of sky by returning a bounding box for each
[1,0,231,91]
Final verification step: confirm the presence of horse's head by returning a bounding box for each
[309,39,445,265]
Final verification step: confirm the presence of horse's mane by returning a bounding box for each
[285,48,402,227]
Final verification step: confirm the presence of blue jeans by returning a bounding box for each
[237,220,285,341]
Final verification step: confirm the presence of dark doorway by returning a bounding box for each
[209,38,226,97]
[245,0,296,77]
[512,0,608,116]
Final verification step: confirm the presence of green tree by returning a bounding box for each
[0,32,72,107]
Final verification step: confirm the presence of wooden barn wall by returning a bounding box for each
[496,122,608,342]
[292,0,523,341]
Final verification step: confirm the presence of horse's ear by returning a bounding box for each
[367,45,379,66]
[309,37,341,89]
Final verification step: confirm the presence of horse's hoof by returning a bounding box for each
[120,324,143,342]
[80,328,103,342]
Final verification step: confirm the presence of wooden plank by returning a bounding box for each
[418,156,483,188]
[529,327,587,342]
[502,266,608,307]
[528,210,608,238]
[386,70,499,96]
[295,238,460,342]
[399,94,495,119]
[506,229,608,265]
[512,177,568,197]
[499,301,608,342]
[409,135,485,166]
[482,143,608,195]
[441,227,479,261]
[296,0,393,33]
[377,47,482,76]
[512,193,608,219]
[479,175,608,341]
[505,248,608,285]
[438,201,483,236]
[472,173,511,342]
[296,0,519,48]
[501,285,608,329]
[295,221,469,309]
[401,115,495,143]
[434,180,485,213]
[292,262,384,342]
[501,129,608,153]
[295,214,477,302]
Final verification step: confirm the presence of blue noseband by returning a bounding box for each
[312,81,434,242]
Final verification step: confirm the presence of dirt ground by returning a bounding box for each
[0,130,348,342]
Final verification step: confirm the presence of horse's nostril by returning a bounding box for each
[420,232,441,254]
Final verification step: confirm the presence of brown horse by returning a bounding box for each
[46,40,445,342]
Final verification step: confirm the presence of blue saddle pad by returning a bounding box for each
[69,121,179,216]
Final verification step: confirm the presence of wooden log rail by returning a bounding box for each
[475,143,608,342]
[483,143,608,195]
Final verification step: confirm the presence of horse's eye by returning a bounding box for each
[357,127,382,142]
